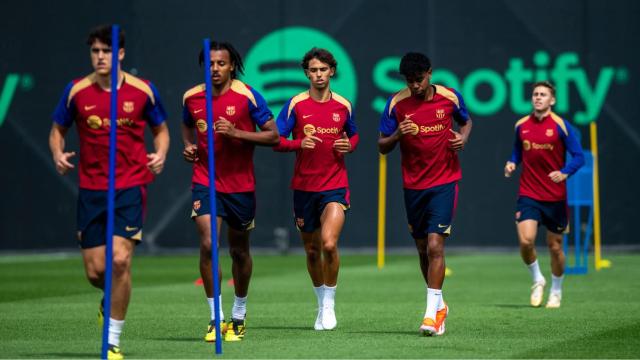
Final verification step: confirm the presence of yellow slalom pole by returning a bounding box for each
[377,153,387,269]
[590,122,611,270]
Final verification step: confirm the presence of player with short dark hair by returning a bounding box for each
[274,47,359,331]
[182,40,279,342]
[504,81,584,309]
[378,51,472,336]
[49,24,169,360]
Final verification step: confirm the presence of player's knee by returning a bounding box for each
[86,270,104,287]
[322,240,338,254]
[229,246,250,263]
[519,237,535,249]
[305,246,322,262]
[112,254,131,276]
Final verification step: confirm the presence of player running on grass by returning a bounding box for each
[182,41,278,342]
[378,52,472,336]
[504,81,584,309]
[274,47,359,330]
[49,24,170,359]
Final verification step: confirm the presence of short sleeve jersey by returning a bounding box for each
[182,80,273,193]
[52,72,167,190]
[379,85,470,190]
[509,112,584,201]
[276,91,358,192]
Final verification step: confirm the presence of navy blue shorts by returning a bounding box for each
[191,183,255,231]
[404,182,458,239]
[516,196,569,234]
[77,185,146,249]
[293,188,350,233]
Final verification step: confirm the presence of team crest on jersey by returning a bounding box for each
[522,140,531,151]
[436,109,446,119]
[122,101,135,113]
[87,115,103,129]
[226,106,236,116]
[303,124,316,136]
[196,119,207,133]
[193,200,201,211]
[546,128,554,137]
[332,112,341,122]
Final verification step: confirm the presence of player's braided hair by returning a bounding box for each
[199,41,245,79]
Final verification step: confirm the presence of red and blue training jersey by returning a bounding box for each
[274,91,359,191]
[182,80,273,193]
[52,72,167,190]
[509,112,585,201]
[379,85,470,190]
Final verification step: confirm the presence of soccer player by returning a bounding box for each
[273,47,358,331]
[182,41,278,342]
[49,25,169,359]
[504,81,584,309]
[378,52,472,336]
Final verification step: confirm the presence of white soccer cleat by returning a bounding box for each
[314,307,324,330]
[321,305,337,330]
[545,292,562,309]
[530,280,546,307]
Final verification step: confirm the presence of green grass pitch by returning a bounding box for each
[1,252,639,358]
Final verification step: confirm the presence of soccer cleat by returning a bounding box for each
[420,317,438,336]
[321,305,337,330]
[545,292,562,309]
[204,320,227,342]
[98,297,105,327]
[224,318,245,342]
[435,303,449,336]
[314,308,324,330]
[530,280,546,307]
[107,344,123,360]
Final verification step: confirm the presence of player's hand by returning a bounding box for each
[333,132,352,153]
[548,170,568,183]
[301,135,322,150]
[398,119,417,136]
[214,117,236,138]
[182,144,199,163]
[448,129,465,151]
[504,161,517,178]
[54,151,76,175]
[147,152,166,175]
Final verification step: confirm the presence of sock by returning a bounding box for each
[424,288,441,320]
[232,295,247,320]
[526,260,545,283]
[551,274,564,294]
[437,292,446,311]
[108,318,125,347]
[323,285,336,308]
[313,285,324,308]
[207,295,224,321]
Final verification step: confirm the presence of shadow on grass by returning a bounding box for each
[492,303,531,309]
[35,353,96,358]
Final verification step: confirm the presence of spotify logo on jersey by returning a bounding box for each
[242,27,357,111]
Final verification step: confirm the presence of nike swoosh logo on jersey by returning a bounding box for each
[522,130,530,133]
[438,224,449,228]
[303,114,313,119]
[125,226,139,231]
[84,105,96,111]
[405,113,416,119]
[194,109,203,114]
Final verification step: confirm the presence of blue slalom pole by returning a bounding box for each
[203,38,222,355]
[101,24,119,360]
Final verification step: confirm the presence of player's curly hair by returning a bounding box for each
[198,41,245,79]
[399,52,431,78]
[301,48,338,72]
[87,24,125,48]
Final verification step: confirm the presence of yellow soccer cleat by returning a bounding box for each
[545,292,562,309]
[435,303,449,336]
[530,281,546,307]
[98,297,104,327]
[107,345,123,360]
[224,318,245,342]
[420,317,438,336]
[204,320,227,342]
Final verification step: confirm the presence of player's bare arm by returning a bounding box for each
[181,123,199,163]
[378,118,416,154]
[147,122,170,175]
[448,119,472,151]
[49,123,76,175]
[215,117,280,146]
